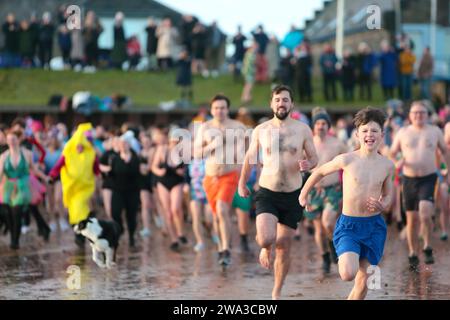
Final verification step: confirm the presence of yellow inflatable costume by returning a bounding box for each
[60,123,96,225]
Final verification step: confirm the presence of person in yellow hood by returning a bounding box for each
[49,123,100,247]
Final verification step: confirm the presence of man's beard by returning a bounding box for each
[274,108,290,120]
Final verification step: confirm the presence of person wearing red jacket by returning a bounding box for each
[127,35,141,70]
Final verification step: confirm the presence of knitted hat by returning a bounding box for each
[312,113,331,128]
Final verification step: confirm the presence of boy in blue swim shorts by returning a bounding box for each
[299,107,395,300]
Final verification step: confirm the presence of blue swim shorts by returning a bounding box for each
[333,214,387,265]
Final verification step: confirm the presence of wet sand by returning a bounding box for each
[1,220,450,300]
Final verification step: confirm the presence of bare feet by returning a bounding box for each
[259,247,273,269]
[271,292,280,300]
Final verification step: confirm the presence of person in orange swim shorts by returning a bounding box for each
[203,171,239,215]
[194,94,246,267]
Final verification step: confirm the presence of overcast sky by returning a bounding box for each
[158,0,324,39]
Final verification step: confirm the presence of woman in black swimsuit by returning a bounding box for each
[151,129,187,251]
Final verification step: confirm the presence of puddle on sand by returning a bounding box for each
[1,224,450,299]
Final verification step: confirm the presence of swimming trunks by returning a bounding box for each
[333,213,387,265]
[304,183,342,220]
[255,186,303,230]
[203,170,239,214]
[402,173,437,211]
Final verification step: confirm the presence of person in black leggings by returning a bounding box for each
[99,136,119,219]
[10,118,50,240]
[101,135,140,247]
[0,130,51,249]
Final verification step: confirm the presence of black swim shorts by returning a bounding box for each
[402,173,437,211]
[255,187,303,230]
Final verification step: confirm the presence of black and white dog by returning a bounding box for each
[74,218,121,269]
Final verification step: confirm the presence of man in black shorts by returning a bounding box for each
[238,85,318,299]
[390,101,450,267]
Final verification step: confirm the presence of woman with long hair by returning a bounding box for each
[0,129,50,249]
[83,10,103,67]
[151,129,187,251]
[10,118,50,238]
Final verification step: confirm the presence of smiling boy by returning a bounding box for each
[299,107,394,300]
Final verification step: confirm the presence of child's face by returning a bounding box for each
[356,121,383,152]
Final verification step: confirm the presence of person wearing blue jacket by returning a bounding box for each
[378,40,398,100]
[356,42,377,101]
[320,44,338,101]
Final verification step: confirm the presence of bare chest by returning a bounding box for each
[260,128,303,158]
[345,161,386,189]
[402,131,437,151]
[316,141,340,163]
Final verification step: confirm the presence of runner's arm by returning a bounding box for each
[389,128,403,162]
[436,128,450,183]
[99,152,112,173]
[93,156,100,176]
[0,153,5,180]
[193,124,210,159]
[253,162,262,191]
[147,147,156,173]
[151,146,166,177]
[25,149,49,182]
[238,127,259,197]
[49,156,65,179]
[381,163,395,210]
[28,136,46,164]
[301,127,318,170]
[193,124,223,159]
[99,164,111,173]
[299,154,346,206]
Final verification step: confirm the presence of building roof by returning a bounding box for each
[85,0,183,21]
[304,0,449,43]
[401,0,449,26]
[0,0,183,22]
[304,0,395,43]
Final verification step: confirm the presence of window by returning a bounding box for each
[327,18,337,30]
[313,20,324,32]
[351,7,368,24]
